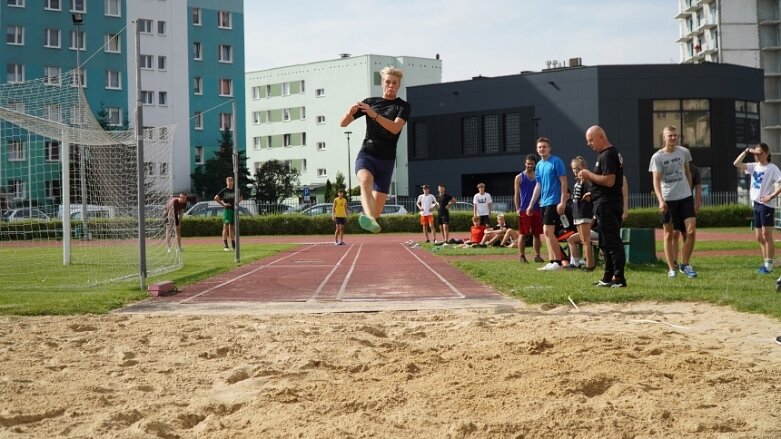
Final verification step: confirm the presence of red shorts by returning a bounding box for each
[420,215,434,226]
[518,211,543,235]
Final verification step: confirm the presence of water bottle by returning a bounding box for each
[560,214,570,228]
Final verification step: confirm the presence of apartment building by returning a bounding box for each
[245,54,441,200]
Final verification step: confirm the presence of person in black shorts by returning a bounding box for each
[165,192,187,252]
[214,176,238,251]
[339,67,411,234]
[434,184,456,244]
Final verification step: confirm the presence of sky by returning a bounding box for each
[243,1,681,83]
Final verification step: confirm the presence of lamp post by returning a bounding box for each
[344,131,352,200]
[72,13,87,238]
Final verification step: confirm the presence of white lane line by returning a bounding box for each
[178,246,313,304]
[335,243,363,301]
[401,244,466,298]
[307,244,357,303]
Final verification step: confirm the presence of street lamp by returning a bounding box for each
[344,131,352,200]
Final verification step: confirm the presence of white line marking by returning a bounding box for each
[307,244,357,303]
[178,246,312,304]
[335,244,363,301]
[401,243,466,298]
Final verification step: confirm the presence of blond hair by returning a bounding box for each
[380,67,404,81]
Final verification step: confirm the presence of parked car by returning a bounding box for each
[257,203,292,215]
[449,201,474,212]
[2,207,51,222]
[58,204,117,220]
[184,201,254,218]
[296,203,408,216]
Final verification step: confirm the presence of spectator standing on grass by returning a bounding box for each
[650,125,698,279]
[527,137,568,271]
[514,154,544,263]
[473,183,493,226]
[734,143,781,274]
[672,162,703,269]
[416,185,437,243]
[434,184,457,244]
[214,176,238,252]
[165,192,188,253]
[339,67,411,234]
[565,156,595,270]
[332,189,348,246]
[579,125,627,288]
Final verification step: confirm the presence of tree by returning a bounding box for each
[333,172,347,196]
[190,130,253,199]
[323,179,334,204]
[253,159,300,204]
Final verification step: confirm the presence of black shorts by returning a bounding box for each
[541,205,559,226]
[437,212,450,226]
[334,217,346,225]
[661,196,695,229]
[354,151,394,194]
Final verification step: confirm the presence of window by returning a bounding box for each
[105,0,120,17]
[70,0,85,13]
[220,113,232,131]
[300,106,306,120]
[218,11,232,28]
[412,122,428,159]
[44,28,60,48]
[462,116,479,155]
[157,20,166,35]
[107,107,121,126]
[45,0,60,11]
[283,108,291,121]
[8,0,24,7]
[8,139,25,161]
[503,113,521,152]
[6,25,24,45]
[317,142,326,151]
[138,19,152,33]
[316,115,326,124]
[300,80,305,93]
[45,180,61,199]
[252,86,261,100]
[45,140,60,161]
[735,100,760,148]
[218,44,232,63]
[317,168,327,177]
[157,55,166,70]
[44,66,61,86]
[194,111,203,130]
[266,110,272,122]
[158,91,167,106]
[315,88,325,97]
[193,42,202,60]
[7,64,24,83]
[105,70,120,89]
[144,161,154,176]
[69,29,85,51]
[105,33,120,53]
[483,114,499,154]
[69,68,86,87]
[45,104,61,122]
[284,134,292,147]
[139,54,153,69]
[10,180,25,200]
[652,99,711,148]
[265,84,271,97]
[253,136,261,150]
[192,7,201,25]
[282,82,290,96]
[193,76,202,94]
[301,132,306,146]
[252,111,261,124]
[302,159,307,171]
[254,162,262,174]
[194,146,203,164]
[160,163,168,176]
[218,79,233,96]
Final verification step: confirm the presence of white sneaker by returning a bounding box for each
[668,269,677,278]
[166,247,172,253]
[538,262,562,271]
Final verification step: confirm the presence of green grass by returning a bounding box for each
[0,243,293,316]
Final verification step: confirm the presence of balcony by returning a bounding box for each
[675,10,690,19]
[759,19,781,26]
[676,34,693,43]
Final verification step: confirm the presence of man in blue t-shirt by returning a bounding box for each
[527,137,568,271]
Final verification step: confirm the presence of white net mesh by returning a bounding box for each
[0,70,181,291]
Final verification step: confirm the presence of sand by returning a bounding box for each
[1,301,780,438]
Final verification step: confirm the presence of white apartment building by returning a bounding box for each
[676,0,777,150]
[245,54,442,200]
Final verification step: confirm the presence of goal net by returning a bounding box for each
[0,69,181,292]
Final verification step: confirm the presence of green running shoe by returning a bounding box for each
[358,214,381,233]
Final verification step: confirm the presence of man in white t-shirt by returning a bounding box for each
[416,185,437,243]
[473,183,493,226]
[650,125,697,279]
[734,142,781,274]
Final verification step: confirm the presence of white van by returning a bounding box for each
[58,204,117,220]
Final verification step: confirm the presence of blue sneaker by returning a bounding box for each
[358,214,381,233]
[679,264,697,278]
[757,266,772,275]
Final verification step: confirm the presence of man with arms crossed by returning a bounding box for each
[579,126,627,288]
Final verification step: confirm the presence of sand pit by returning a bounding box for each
[1,301,780,438]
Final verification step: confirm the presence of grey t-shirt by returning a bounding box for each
[648,145,693,202]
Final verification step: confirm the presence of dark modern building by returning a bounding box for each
[405,63,764,199]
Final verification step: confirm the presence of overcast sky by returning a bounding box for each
[244,1,681,82]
